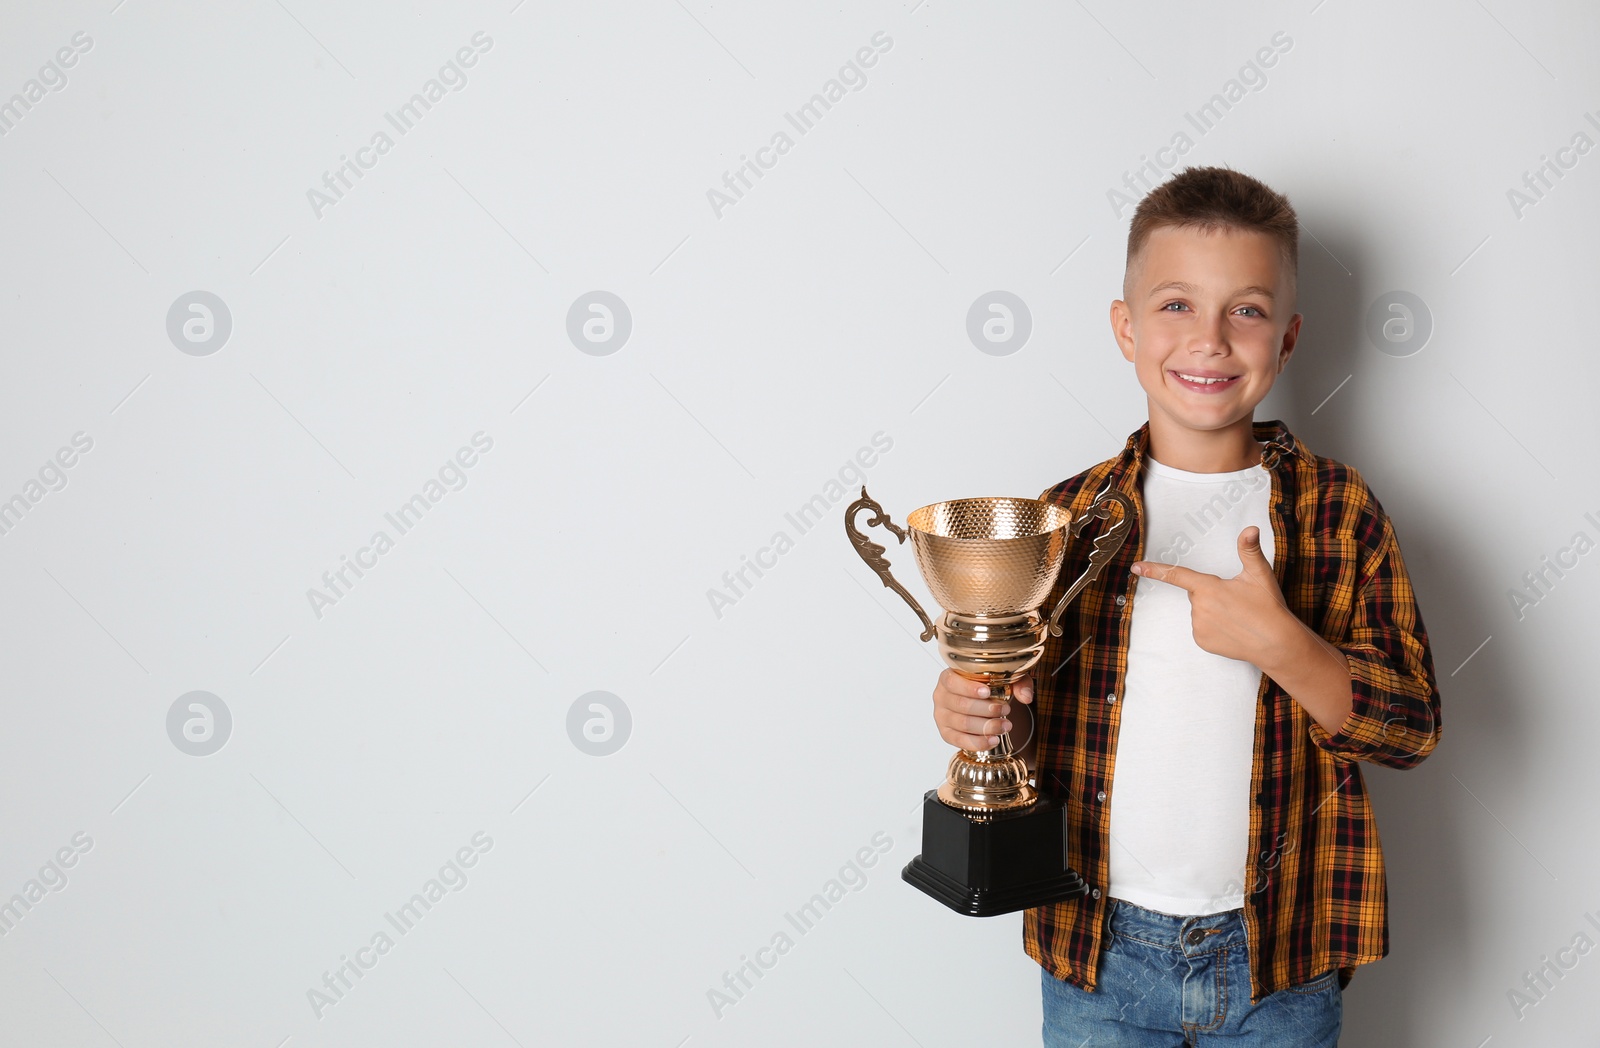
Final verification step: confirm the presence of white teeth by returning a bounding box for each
[1176,372,1234,385]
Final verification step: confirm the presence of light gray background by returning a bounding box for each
[1,0,1596,1045]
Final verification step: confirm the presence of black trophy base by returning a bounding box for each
[903,788,1090,917]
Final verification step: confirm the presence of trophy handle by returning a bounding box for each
[844,486,937,643]
[1046,489,1135,639]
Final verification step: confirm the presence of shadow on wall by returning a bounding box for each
[1259,217,1501,1047]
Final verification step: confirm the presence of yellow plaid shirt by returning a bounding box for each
[1025,417,1443,1004]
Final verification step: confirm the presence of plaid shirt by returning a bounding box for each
[1024,417,1443,1004]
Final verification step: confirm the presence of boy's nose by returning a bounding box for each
[1191,313,1228,350]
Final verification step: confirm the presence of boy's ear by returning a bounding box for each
[1109,299,1136,362]
[1276,312,1304,371]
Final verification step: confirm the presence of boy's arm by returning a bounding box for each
[1304,513,1442,769]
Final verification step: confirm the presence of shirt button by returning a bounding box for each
[1106,693,1117,704]
[1115,594,1126,606]
[1096,790,1107,802]
[1091,888,1102,900]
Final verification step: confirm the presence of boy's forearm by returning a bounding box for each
[1262,614,1355,736]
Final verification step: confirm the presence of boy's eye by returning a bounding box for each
[1160,301,1188,312]
[1235,305,1264,317]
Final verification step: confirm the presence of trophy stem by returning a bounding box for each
[938,674,1036,813]
[973,678,1019,762]
[979,730,1018,762]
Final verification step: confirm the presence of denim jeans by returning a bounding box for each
[1041,898,1342,1046]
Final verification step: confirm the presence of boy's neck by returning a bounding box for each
[1144,413,1263,474]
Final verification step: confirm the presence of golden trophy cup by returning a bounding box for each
[845,485,1133,915]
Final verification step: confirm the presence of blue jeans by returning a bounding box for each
[1041,898,1342,1046]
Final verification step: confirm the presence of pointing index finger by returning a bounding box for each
[1131,560,1208,590]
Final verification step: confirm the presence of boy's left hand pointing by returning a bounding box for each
[1129,526,1297,669]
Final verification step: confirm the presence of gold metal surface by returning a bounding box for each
[1046,490,1135,638]
[844,485,1133,815]
[843,489,937,642]
[904,497,1073,617]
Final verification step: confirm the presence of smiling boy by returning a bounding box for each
[930,166,1442,1045]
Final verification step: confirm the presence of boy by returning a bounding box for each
[930,166,1442,1045]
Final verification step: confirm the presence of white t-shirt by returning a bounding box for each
[1105,449,1275,916]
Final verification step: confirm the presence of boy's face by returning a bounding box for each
[1111,225,1301,437]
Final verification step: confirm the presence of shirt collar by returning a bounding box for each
[1103,417,1307,493]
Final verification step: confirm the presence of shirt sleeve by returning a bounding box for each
[1306,513,1443,769]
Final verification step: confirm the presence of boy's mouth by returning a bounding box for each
[1169,369,1241,394]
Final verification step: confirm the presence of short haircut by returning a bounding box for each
[1123,165,1299,302]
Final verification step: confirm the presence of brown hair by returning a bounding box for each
[1124,165,1299,300]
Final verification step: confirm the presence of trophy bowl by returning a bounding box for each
[905,496,1074,617]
